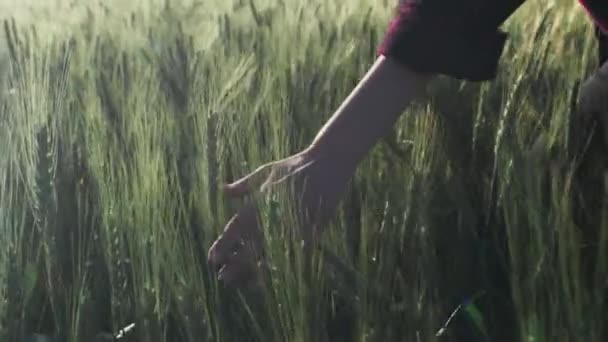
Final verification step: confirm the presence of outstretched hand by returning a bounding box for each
[207,149,352,288]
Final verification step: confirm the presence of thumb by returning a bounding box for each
[224,162,274,198]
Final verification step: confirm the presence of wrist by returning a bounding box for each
[303,141,360,174]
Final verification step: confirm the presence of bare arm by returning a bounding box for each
[209,0,517,289]
[208,55,433,286]
[306,55,432,169]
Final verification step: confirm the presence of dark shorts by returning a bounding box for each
[377,0,527,81]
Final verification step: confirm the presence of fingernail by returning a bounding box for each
[218,264,228,281]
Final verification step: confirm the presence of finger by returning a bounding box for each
[207,205,262,273]
[207,234,242,274]
[217,248,259,287]
[224,162,275,198]
[208,215,243,273]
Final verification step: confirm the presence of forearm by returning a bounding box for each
[306,56,432,168]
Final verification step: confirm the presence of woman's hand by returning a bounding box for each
[207,148,353,287]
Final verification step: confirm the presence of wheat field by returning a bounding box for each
[0,0,606,341]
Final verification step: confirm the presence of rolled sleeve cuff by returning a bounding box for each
[377,3,509,82]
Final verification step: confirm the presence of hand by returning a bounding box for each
[207,148,353,288]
